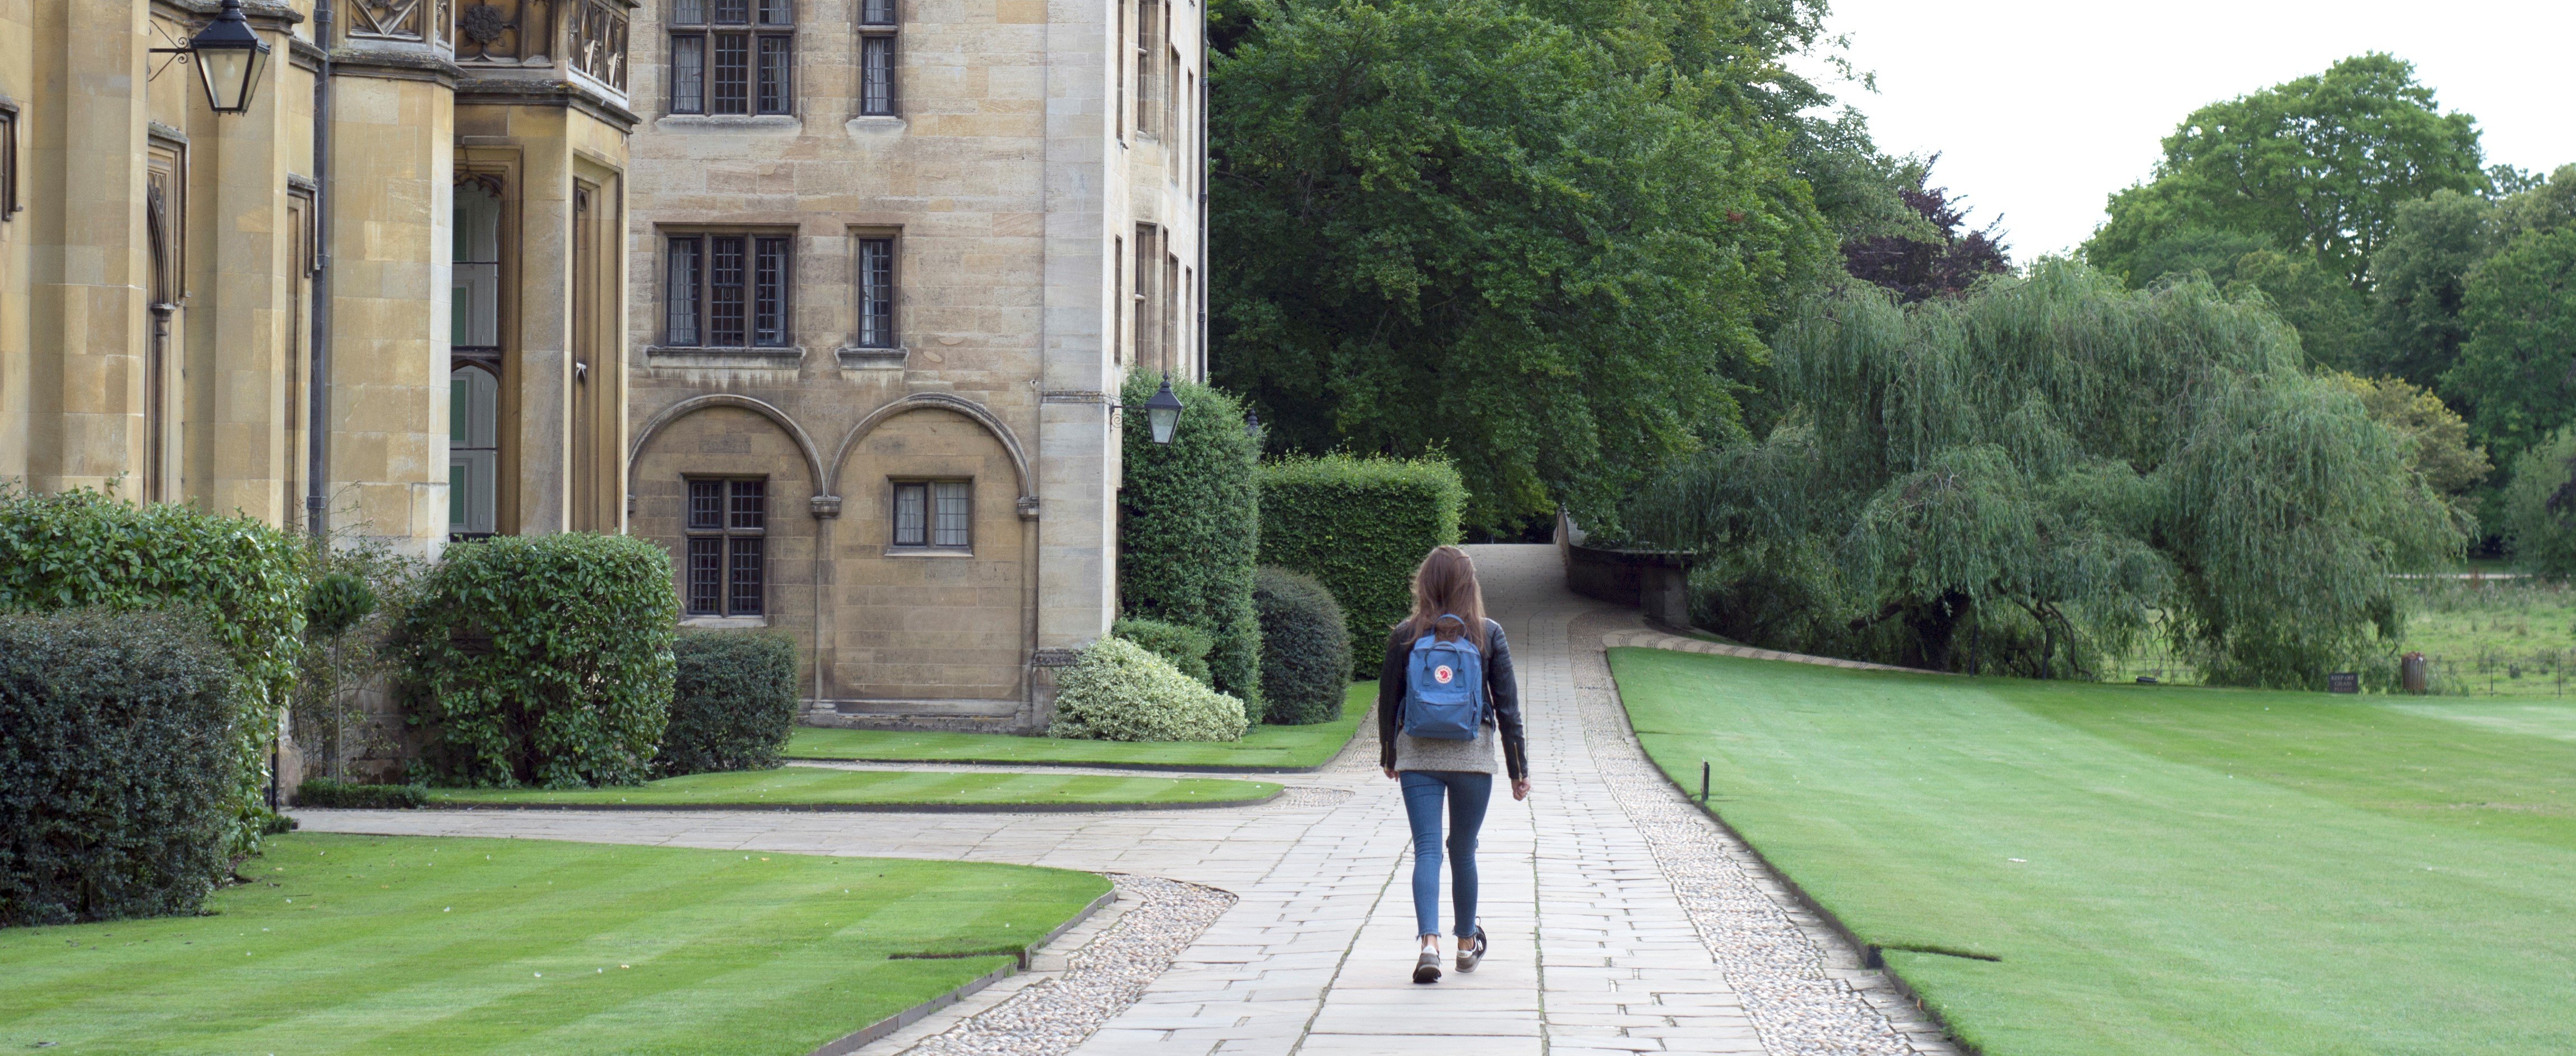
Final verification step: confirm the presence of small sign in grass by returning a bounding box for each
[0,834,1108,1054]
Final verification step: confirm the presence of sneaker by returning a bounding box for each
[1456,926,1487,973]
[1413,948,1442,984]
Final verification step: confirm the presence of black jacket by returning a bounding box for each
[1378,618,1529,779]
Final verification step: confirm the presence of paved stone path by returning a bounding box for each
[296,545,1955,1055]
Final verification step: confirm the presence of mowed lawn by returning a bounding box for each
[426,767,1278,808]
[787,682,1372,770]
[0,835,1107,1055]
[1609,647,2576,1056]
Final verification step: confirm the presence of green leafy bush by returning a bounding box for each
[1048,636,1249,743]
[292,539,423,784]
[2502,429,2576,576]
[0,485,305,851]
[1111,617,1215,686]
[1256,455,1466,671]
[658,630,801,776]
[1,609,240,925]
[394,534,678,788]
[293,779,428,810]
[1253,567,1350,725]
[1119,371,1263,708]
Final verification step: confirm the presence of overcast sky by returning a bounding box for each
[1804,1,2576,262]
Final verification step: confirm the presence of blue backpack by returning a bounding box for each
[1402,615,1487,740]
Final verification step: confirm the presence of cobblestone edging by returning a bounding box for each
[1577,612,1964,1055]
[889,874,1239,1056]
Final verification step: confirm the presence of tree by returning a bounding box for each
[1840,158,2012,303]
[2369,190,2499,389]
[1627,261,2457,688]
[2499,428,2576,576]
[1210,0,1836,533]
[2441,225,2576,473]
[2086,54,2488,291]
[2328,373,2490,511]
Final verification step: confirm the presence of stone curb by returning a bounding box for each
[808,886,1123,1056]
[1604,630,1981,1054]
[410,787,1287,814]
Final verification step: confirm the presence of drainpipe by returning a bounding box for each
[305,0,333,541]
[1197,15,1209,383]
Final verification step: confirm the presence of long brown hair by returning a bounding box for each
[1401,545,1488,650]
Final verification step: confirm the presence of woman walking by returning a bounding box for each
[1379,545,1530,984]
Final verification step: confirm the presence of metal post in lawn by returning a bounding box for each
[1700,760,1711,804]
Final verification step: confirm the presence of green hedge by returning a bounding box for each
[1255,455,1466,671]
[1,609,240,925]
[657,630,801,777]
[0,485,305,852]
[1252,567,1350,725]
[1049,636,1249,742]
[394,534,678,788]
[1119,371,1263,709]
[293,779,429,809]
[1112,617,1215,686]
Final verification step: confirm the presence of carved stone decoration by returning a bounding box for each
[435,0,454,45]
[455,0,557,66]
[566,0,629,90]
[458,2,511,59]
[348,0,425,39]
[456,171,506,198]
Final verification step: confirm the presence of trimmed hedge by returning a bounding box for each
[1048,636,1249,742]
[657,630,801,776]
[394,533,678,788]
[1255,455,1466,671]
[0,485,306,853]
[1113,617,1215,686]
[294,779,429,810]
[1,609,240,926]
[1119,371,1264,711]
[1252,567,1350,725]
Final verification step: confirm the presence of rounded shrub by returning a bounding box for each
[293,779,429,810]
[0,485,306,853]
[1048,635,1249,742]
[657,629,802,777]
[1111,617,1215,686]
[394,533,678,788]
[1118,371,1263,710]
[1253,566,1350,725]
[1,609,240,926]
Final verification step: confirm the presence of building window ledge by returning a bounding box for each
[845,115,907,137]
[647,346,807,370]
[681,614,771,629]
[837,345,909,370]
[656,114,802,133]
[883,546,974,559]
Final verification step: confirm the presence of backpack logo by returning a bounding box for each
[1434,665,1454,684]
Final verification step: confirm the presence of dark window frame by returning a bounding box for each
[889,478,973,551]
[662,229,796,348]
[858,1,898,117]
[684,476,769,616]
[669,0,794,116]
[854,231,897,349]
[0,100,19,219]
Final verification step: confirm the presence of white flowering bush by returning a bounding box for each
[1048,636,1249,742]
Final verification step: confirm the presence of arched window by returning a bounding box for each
[450,366,499,538]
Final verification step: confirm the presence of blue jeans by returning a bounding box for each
[1400,770,1493,939]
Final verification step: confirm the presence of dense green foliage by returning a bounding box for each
[2087,54,2489,291]
[1839,160,2012,303]
[1252,566,1350,725]
[1210,0,1840,532]
[1048,636,1249,743]
[1615,646,2576,1055]
[2371,190,2498,388]
[2498,429,2576,577]
[1118,371,1263,707]
[292,779,429,809]
[0,835,1110,1054]
[2328,374,2491,518]
[1,610,239,926]
[1255,454,1465,669]
[1629,261,2458,687]
[786,681,1372,769]
[656,631,801,777]
[393,534,678,788]
[427,768,1278,808]
[1112,617,1216,686]
[0,486,305,850]
[2444,226,2576,471]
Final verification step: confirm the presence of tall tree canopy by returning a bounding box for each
[1209,0,1842,532]
[1626,261,2457,688]
[2441,225,2576,471]
[2086,54,2489,291]
[1840,158,2012,303]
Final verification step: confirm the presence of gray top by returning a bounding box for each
[1391,721,1503,775]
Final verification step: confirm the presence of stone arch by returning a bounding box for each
[628,393,828,499]
[827,392,1036,511]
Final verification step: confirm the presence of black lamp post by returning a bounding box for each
[1141,377,1185,445]
[1244,407,1263,441]
[187,0,272,114]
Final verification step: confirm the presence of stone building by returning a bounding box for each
[622,0,1207,730]
[0,0,638,553]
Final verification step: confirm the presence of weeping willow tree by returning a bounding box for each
[1627,260,2459,687]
